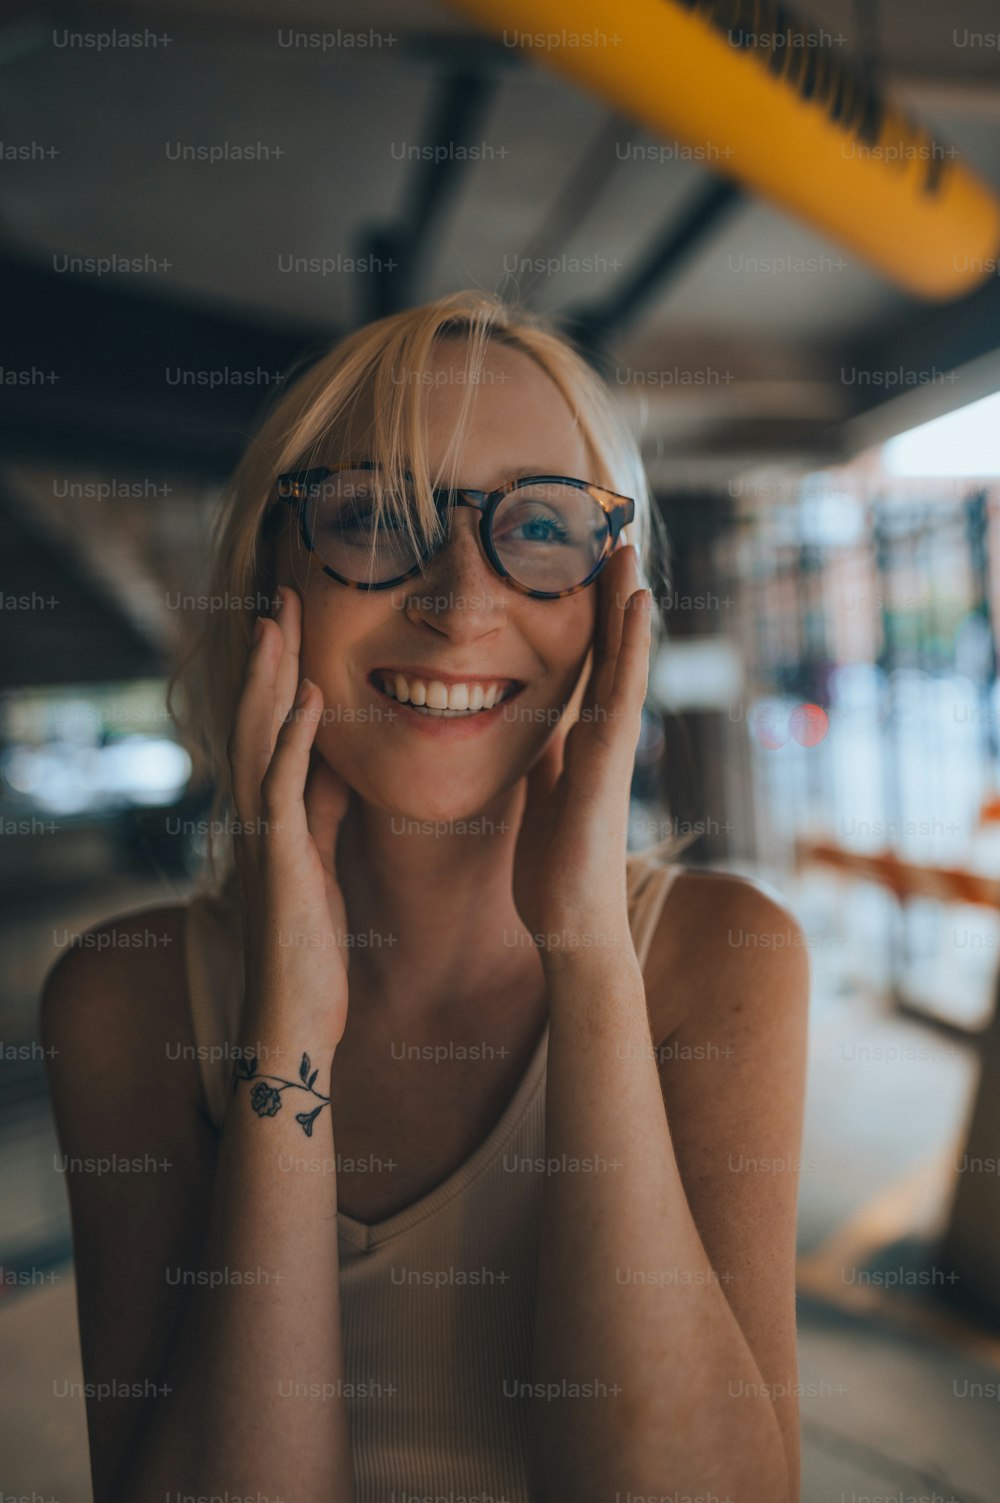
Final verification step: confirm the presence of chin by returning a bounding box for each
[383,784,511,832]
[338,754,521,833]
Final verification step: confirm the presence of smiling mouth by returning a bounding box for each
[369,670,524,717]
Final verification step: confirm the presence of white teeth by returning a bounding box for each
[377,672,514,714]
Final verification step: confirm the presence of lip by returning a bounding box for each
[368,671,527,736]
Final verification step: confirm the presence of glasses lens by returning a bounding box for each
[492,481,610,593]
[304,469,423,585]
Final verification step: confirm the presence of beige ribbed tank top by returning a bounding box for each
[183,849,682,1502]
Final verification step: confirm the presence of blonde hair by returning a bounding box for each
[169,289,673,879]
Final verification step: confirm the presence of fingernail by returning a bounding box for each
[251,615,266,646]
[273,586,285,615]
[294,677,314,707]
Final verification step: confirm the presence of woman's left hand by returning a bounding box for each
[511,543,652,968]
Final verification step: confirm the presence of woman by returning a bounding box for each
[42,291,808,1503]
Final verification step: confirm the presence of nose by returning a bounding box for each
[401,507,507,640]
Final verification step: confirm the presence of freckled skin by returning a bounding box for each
[276,341,599,825]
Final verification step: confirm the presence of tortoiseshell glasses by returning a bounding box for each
[268,462,635,599]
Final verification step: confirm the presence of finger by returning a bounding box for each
[577,554,625,720]
[270,585,303,750]
[590,554,616,692]
[592,546,642,705]
[609,587,652,722]
[228,616,283,820]
[260,677,323,835]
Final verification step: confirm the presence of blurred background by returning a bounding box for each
[3,0,1000,1498]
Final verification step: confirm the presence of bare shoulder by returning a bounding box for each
[40,901,203,1124]
[40,903,222,1503]
[41,901,189,1028]
[643,866,810,1045]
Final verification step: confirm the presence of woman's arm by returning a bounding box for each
[42,909,355,1503]
[43,595,358,1503]
[526,874,808,1503]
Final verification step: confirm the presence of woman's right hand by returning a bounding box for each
[227,585,352,1049]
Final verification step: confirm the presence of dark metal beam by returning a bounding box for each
[512,113,639,307]
[647,417,846,466]
[0,251,337,479]
[359,69,498,320]
[0,485,162,686]
[561,177,744,371]
[845,273,1000,422]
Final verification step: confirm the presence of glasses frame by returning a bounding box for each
[268,461,636,599]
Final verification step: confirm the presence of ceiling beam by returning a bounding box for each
[561,178,744,370]
[0,251,335,479]
[839,268,1000,451]
[0,484,161,686]
[359,68,498,319]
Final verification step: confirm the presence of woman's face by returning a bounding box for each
[277,339,600,823]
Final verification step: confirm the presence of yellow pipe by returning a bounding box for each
[445,0,1000,300]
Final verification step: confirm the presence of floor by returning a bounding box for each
[2,863,999,1502]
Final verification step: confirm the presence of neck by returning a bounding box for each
[335,780,539,1020]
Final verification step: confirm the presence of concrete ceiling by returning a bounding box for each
[1,0,999,681]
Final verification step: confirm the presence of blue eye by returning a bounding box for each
[519,512,570,544]
[498,508,572,547]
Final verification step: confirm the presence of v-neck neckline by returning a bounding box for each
[336,1015,551,1253]
[326,853,677,1253]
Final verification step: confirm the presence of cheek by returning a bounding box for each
[516,602,594,739]
[296,612,337,691]
[557,596,597,706]
[294,577,363,686]
[543,597,595,686]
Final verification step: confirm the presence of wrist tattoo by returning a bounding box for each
[231,1053,331,1137]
